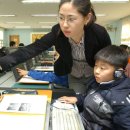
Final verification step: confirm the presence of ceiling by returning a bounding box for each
[0,0,130,29]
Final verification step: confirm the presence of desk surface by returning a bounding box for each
[0,71,15,88]
[0,88,52,103]
[12,82,52,89]
[52,88,76,99]
[0,89,52,130]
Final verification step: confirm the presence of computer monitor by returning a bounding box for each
[12,63,26,81]
[5,47,18,54]
[25,59,34,70]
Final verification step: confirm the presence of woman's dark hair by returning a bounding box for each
[95,45,128,69]
[59,0,96,24]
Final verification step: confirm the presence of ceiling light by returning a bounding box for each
[0,15,15,17]
[32,14,57,17]
[91,0,129,3]
[22,0,129,3]
[39,22,56,24]
[22,0,60,3]
[41,26,52,28]
[15,26,31,28]
[6,22,24,24]
[96,14,106,17]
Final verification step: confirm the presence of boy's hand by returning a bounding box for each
[16,68,28,76]
[58,96,78,104]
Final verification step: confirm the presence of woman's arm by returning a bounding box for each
[0,25,59,72]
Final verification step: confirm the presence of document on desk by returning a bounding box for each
[0,94,47,114]
[18,75,49,84]
[0,114,45,130]
[0,94,48,130]
[35,66,54,71]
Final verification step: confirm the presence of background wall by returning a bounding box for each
[3,28,51,47]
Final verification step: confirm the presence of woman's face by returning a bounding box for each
[58,2,89,39]
[94,60,115,83]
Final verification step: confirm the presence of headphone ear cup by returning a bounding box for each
[114,70,123,79]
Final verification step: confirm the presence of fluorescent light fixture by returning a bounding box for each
[6,22,24,24]
[96,14,106,17]
[91,0,129,3]
[22,0,60,3]
[22,0,129,3]
[39,22,56,24]
[15,26,31,28]
[41,26,52,28]
[0,15,15,17]
[32,14,57,17]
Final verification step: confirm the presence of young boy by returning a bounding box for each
[59,45,130,130]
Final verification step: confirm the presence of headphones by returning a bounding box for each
[114,69,124,79]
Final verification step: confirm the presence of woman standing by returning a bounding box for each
[0,0,111,93]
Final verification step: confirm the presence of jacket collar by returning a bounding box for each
[99,77,126,90]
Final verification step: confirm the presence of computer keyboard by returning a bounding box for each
[51,101,85,130]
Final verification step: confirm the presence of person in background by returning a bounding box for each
[19,43,25,47]
[59,45,130,130]
[0,0,111,94]
[9,41,17,48]
[119,44,130,78]
[17,68,68,87]
[0,47,6,57]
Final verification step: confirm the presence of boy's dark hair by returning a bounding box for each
[95,45,128,69]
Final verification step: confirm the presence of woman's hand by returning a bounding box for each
[58,96,78,104]
[16,68,28,76]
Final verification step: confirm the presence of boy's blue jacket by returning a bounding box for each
[77,76,130,130]
[28,70,68,87]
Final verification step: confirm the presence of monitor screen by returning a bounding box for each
[12,63,26,81]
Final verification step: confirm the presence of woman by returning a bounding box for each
[0,0,111,93]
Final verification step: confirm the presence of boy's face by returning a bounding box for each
[94,60,115,83]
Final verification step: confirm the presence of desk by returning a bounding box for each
[52,88,76,99]
[0,88,52,103]
[11,82,52,89]
[0,71,15,88]
[0,87,77,130]
[0,88,52,130]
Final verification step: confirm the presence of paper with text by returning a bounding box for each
[0,95,48,114]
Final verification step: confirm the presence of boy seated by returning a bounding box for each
[59,45,130,130]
